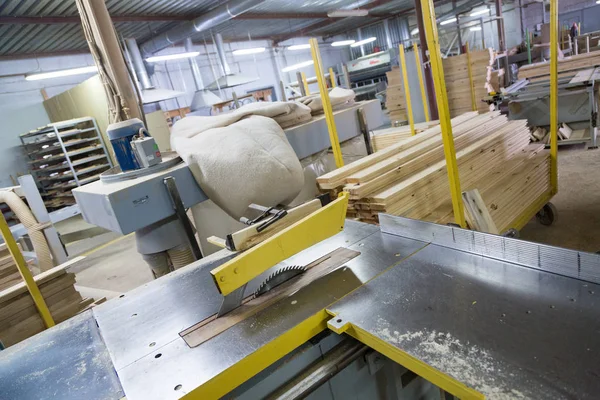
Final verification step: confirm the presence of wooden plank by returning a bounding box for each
[181,247,361,348]
[462,189,499,234]
[228,199,322,252]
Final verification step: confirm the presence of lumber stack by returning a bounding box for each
[0,262,94,347]
[442,48,496,117]
[371,120,440,151]
[0,243,31,291]
[385,67,407,123]
[518,50,600,81]
[317,112,552,233]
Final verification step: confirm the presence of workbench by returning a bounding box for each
[1,216,599,399]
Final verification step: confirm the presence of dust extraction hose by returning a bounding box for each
[0,191,53,272]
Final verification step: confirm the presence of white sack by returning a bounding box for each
[172,113,304,219]
[298,87,356,113]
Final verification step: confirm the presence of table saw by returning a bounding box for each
[1,211,599,399]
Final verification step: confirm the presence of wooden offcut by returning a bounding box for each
[462,189,499,234]
[0,256,94,347]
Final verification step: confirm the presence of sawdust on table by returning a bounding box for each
[375,319,527,399]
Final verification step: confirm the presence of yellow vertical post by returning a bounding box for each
[399,44,416,136]
[328,67,336,88]
[550,0,558,194]
[309,38,344,168]
[0,213,55,328]
[413,43,430,122]
[301,72,310,95]
[465,42,478,111]
[420,0,466,227]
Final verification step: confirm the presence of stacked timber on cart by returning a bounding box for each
[317,112,552,233]
[371,120,440,151]
[0,243,28,291]
[518,50,600,81]
[442,49,496,117]
[0,260,94,347]
[385,67,407,123]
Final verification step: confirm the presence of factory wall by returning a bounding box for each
[522,0,600,34]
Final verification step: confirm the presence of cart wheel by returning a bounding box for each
[502,228,519,238]
[447,223,461,228]
[536,202,557,226]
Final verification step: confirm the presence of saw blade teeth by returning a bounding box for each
[253,265,307,298]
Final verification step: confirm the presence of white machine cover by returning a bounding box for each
[171,102,307,219]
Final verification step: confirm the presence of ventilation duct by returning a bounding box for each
[125,38,184,104]
[185,38,222,110]
[206,33,259,90]
[139,0,266,56]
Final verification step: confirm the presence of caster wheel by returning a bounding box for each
[536,202,557,226]
[447,223,461,228]
[502,228,519,238]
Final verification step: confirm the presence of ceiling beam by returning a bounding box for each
[0,15,191,25]
[273,0,396,43]
[233,12,394,20]
[0,49,91,61]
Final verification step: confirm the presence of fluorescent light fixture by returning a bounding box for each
[327,9,369,17]
[25,66,97,81]
[282,60,314,72]
[411,28,419,36]
[287,44,311,50]
[470,8,489,16]
[470,26,482,31]
[357,50,385,60]
[146,51,200,62]
[351,37,377,47]
[232,47,265,55]
[331,40,356,47]
[440,17,457,26]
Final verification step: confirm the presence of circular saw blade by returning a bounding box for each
[254,265,306,298]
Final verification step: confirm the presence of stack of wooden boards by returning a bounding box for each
[371,120,440,151]
[317,112,552,233]
[0,243,29,291]
[0,259,94,347]
[385,67,407,123]
[518,50,600,81]
[443,48,496,117]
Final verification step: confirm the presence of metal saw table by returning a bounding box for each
[1,216,599,399]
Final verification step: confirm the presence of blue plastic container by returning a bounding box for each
[107,118,146,171]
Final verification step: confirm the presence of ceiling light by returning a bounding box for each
[282,60,314,72]
[287,44,311,50]
[232,47,266,55]
[440,17,457,26]
[327,9,369,17]
[146,51,200,62]
[351,37,377,47]
[331,40,356,47]
[470,26,482,31]
[411,28,419,36]
[470,8,489,16]
[25,66,97,81]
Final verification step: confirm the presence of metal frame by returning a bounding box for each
[0,212,55,328]
[309,38,344,168]
[420,0,466,228]
[399,44,416,136]
[550,0,559,194]
[413,43,430,122]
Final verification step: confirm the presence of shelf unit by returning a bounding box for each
[20,117,113,210]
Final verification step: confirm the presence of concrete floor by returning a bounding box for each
[54,144,600,301]
[520,144,600,253]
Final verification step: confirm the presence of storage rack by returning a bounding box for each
[20,117,113,210]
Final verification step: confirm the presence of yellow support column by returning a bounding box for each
[0,213,55,328]
[301,72,310,95]
[413,43,430,122]
[550,0,558,194]
[465,42,478,111]
[309,38,344,168]
[399,45,416,136]
[328,67,336,88]
[420,0,466,227]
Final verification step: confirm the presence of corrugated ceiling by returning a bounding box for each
[0,0,418,58]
